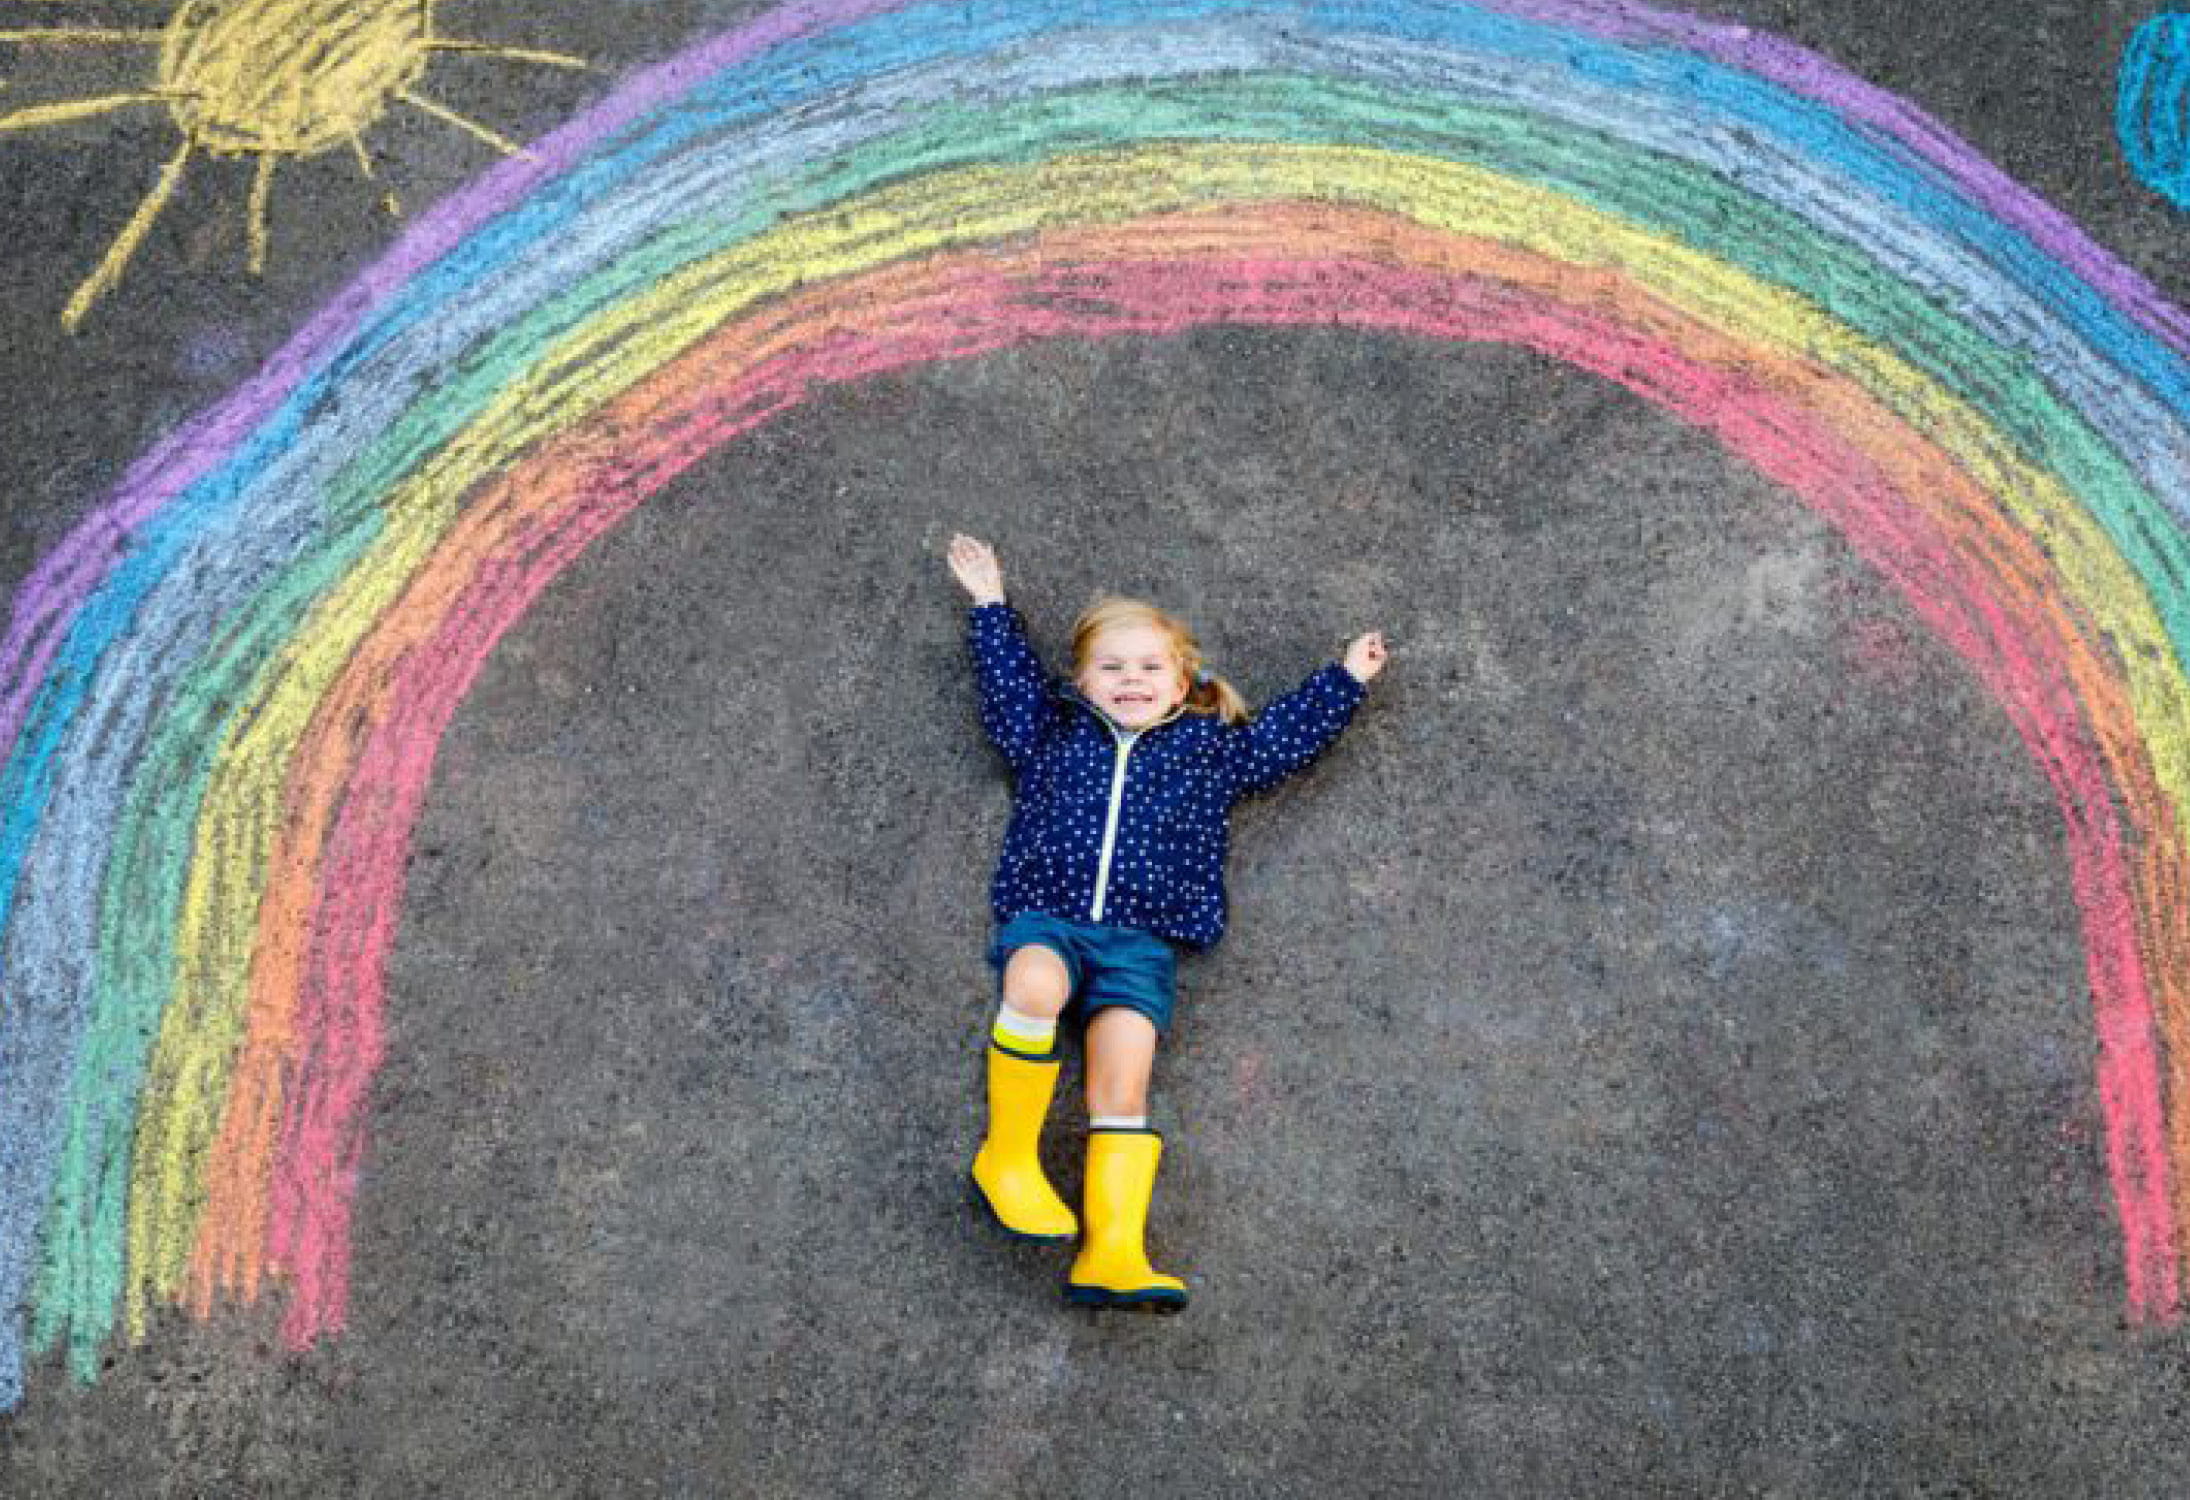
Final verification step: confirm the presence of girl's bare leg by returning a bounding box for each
[1084,1008,1159,1117]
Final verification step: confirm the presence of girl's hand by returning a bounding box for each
[948,533,1005,605]
[1344,631,1388,684]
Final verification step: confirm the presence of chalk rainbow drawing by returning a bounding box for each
[3,0,2190,1409]
[0,0,586,329]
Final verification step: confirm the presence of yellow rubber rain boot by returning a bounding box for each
[971,1044,1078,1241]
[1065,1129,1188,1311]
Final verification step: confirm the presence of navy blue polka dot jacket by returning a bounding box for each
[968,601,1366,950]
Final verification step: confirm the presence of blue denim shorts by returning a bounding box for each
[987,912,1180,1036]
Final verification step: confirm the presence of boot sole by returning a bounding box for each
[1063,1283,1188,1313]
[968,1171,1076,1244]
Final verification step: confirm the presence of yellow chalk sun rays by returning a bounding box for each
[0,0,586,329]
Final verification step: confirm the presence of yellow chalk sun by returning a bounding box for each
[0,0,586,329]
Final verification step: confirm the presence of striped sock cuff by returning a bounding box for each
[991,1004,1058,1054]
[1089,1114,1147,1131]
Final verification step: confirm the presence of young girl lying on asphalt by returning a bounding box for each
[947,532,1387,1310]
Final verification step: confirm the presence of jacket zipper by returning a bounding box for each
[1089,721,1139,923]
[1077,694,1185,925]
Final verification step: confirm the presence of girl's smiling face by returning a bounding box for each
[1076,622,1188,729]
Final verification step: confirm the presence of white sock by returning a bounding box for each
[991,1003,1058,1053]
[1089,1115,1147,1131]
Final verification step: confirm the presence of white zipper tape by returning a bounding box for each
[1089,724,1138,923]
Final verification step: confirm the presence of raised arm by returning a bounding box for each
[951,534,1059,771]
[1221,660,1368,799]
[1221,630,1384,797]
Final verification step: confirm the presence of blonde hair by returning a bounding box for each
[1070,595,1249,726]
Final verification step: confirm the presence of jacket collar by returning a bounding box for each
[1065,686,1189,738]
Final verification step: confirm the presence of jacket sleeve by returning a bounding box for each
[1221,663,1367,800]
[967,601,1063,772]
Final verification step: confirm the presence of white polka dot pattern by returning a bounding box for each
[967,601,1365,949]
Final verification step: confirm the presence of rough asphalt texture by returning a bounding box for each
[4,0,2190,1493]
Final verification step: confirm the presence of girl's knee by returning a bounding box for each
[1000,943,1072,1017]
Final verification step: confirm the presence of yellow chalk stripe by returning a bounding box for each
[126,504,464,1333]
[130,142,2190,1321]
